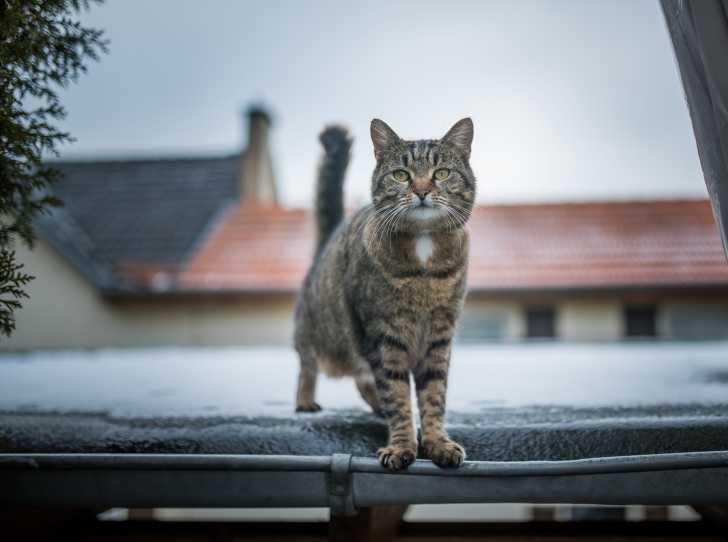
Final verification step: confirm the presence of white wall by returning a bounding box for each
[2,240,296,350]
[458,299,524,342]
[462,296,728,341]
[559,300,622,341]
[462,298,623,342]
[658,298,728,340]
[4,240,121,349]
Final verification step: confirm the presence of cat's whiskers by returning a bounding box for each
[371,211,392,253]
[435,197,470,228]
[433,198,461,225]
[393,205,409,237]
[448,207,468,228]
[443,207,462,233]
[442,207,459,232]
[368,203,404,254]
[442,198,472,218]
[379,204,408,251]
[437,202,468,251]
[360,204,398,252]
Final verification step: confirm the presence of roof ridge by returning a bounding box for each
[47,153,241,166]
[471,198,711,209]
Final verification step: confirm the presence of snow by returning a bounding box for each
[0,342,727,418]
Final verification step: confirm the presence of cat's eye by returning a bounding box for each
[433,168,450,181]
[392,170,410,182]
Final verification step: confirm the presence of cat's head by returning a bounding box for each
[369,118,476,233]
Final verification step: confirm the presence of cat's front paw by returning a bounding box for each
[295,401,322,413]
[377,445,416,471]
[424,438,465,468]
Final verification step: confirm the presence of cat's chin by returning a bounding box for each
[408,206,443,221]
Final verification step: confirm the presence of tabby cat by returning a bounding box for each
[294,118,475,470]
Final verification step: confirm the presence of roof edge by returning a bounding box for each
[46,152,241,166]
[34,208,130,292]
[98,281,728,300]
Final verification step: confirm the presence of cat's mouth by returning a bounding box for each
[409,205,444,220]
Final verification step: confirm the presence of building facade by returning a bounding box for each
[4,110,728,350]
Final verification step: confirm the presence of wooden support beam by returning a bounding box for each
[329,505,408,542]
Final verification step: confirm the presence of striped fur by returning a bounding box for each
[295,118,475,470]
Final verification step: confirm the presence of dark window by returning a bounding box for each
[526,307,556,339]
[624,306,657,338]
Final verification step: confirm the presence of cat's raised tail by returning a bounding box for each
[315,126,352,256]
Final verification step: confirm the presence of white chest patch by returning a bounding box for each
[415,234,433,265]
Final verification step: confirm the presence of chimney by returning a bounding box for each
[240,106,277,205]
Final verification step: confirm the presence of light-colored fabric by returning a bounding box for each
[662,0,728,258]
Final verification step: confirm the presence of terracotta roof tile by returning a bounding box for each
[177,200,728,293]
[178,204,314,291]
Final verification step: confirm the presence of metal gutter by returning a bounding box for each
[2,451,728,514]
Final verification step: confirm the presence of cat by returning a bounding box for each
[294,118,475,470]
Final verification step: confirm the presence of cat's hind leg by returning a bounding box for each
[355,365,383,416]
[295,347,321,412]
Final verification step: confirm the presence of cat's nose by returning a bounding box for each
[413,186,432,201]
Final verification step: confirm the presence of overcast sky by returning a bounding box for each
[57,0,707,208]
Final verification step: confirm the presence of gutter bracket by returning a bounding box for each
[329,453,356,517]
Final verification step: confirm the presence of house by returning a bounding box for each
[4,109,728,350]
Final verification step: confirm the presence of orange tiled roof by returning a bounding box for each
[178,205,315,292]
[176,199,728,293]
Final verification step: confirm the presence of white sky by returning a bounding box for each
[57,0,707,208]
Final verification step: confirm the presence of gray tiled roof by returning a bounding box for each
[35,205,122,292]
[40,155,241,287]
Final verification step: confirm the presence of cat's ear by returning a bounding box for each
[370,119,400,160]
[442,118,474,160]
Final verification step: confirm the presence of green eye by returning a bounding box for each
[433,168,450,181]
[392,170,409,182]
